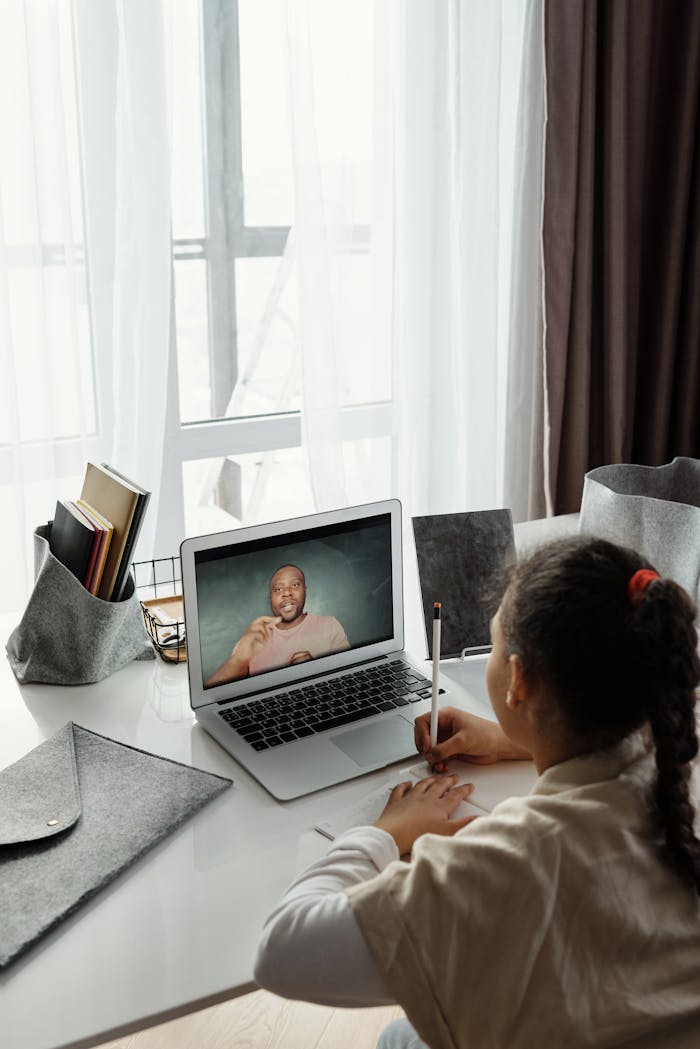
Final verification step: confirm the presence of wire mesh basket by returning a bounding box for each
[132,556,187,663]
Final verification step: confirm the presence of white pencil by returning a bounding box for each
[430,602,441,748]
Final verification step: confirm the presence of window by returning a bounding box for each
[4,0,530,612]
[1,0,388,590]
[157,0,388,556]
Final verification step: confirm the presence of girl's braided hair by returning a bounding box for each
[498,536,700,894]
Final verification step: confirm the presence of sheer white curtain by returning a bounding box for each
[284,0,379,511]
[285,0,545,521]
[0,0,171,612]
[0,1,94,611]
[109,1,172,553]
[503,0,548,521]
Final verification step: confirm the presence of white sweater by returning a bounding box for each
[256,733,700,1048]
[255,825,397,1005]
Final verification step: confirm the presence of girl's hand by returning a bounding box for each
[414,707,531,772]
[373,775,476,856]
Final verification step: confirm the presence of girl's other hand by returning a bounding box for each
[414,707,531,772]
[374,775,476,856]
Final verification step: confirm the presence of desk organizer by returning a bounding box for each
[580,457,700,607]
[132,556,187,664]
[6,525,154,685]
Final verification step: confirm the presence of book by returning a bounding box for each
[49,499,98,584]
[80,506,104,588]
[80,463,141,601]
[77,500,114,595]
[99,463,151,601]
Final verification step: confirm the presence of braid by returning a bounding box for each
[499,536,700,896]
[634,579,700,894]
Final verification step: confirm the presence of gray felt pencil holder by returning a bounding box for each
[579,457,700,608]
[6,525,154,685]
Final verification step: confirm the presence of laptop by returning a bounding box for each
[180,499,491,800]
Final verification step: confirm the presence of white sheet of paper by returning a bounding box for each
[313,782,395,841]
[312,755,533,841]
[407,758,538,812]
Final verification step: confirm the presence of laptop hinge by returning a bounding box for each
[215,652,403,705]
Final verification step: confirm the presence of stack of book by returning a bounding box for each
[49,463,151,602]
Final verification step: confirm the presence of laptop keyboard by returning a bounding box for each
[217,659,440,751]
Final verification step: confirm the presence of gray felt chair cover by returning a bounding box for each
[6,524,154,685]
[579,457,700,606]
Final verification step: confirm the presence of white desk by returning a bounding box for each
[1,515,578,1049]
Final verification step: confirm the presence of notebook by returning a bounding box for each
[412,508,516,659]
[180,500,494,800]
[80,463,140,601]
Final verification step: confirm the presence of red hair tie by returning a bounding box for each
[628,569,660,605]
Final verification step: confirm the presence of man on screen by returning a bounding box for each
[204,564,350,687]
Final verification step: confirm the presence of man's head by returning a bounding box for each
[269,565,307,624]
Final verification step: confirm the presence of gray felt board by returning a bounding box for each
[412,509,516,658]
[196,522,393,682]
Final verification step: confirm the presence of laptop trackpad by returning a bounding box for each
[331,715,415,768]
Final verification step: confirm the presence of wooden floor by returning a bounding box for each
[99,989,404,1049]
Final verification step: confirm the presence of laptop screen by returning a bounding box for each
[190,511,396,698]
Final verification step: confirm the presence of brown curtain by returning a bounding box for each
[543,0,700,515]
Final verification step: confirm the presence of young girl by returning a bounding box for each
[255,536,700,1049]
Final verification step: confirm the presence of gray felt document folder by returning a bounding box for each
[0,723,232,968]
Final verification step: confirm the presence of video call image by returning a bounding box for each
[195,516,394,689]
